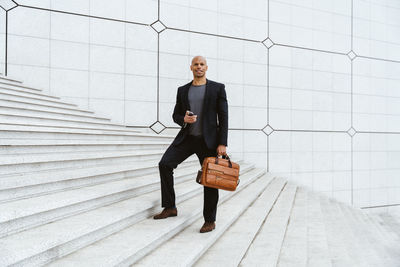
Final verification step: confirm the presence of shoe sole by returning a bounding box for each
[153,214,178,220]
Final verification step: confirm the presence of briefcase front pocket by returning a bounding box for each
[207,163,239,177]
[204,173,238,191]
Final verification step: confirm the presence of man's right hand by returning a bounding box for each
[184,111,197,124]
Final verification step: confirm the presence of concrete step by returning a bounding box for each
[0,149,165,168]
[0,124,175,141]
[277,188,308,267]
[0,140,171,154]
[136,174,275,267]
[0,101,110,122]
[0,106,116,128]
[0,113,139,132]
[303,192,331,267]
[0,92,95,113]
[0,157,199,202]
[337,203,394,266]
[331,198,375,266]
[0,90,78,110]
[194,178,287,267]
[0,80,43,94]
[372,212,400,243]
[238,181,297,266]
[378,213,400,241]
[0,75,24,86]
[375,214,400,263]
[319,197,360,266]
[356,208,400,252]
[1,162,252,238]
[0,86,67,102]
[348,206,400,265]
[0,167,263,266]
[0,149,165,172]
[356,208,400,247]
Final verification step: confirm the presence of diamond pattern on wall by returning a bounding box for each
[347,127,357,137]
[0,0,17,11]
[150,121,166,134]
[151,20,166,33]
[347,50,357,60]
[262,125,274,136]
[262,38,274,49]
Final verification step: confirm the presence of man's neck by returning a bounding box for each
[192,77,207,86]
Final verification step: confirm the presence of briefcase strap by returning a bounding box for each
[215,154,232,168]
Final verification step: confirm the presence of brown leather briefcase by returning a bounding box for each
[196,155,240,191]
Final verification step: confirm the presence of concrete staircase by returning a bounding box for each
[0,76,399,267]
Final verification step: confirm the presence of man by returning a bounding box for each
[153,56,228,233]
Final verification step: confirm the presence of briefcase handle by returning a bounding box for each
[215,154,232,168]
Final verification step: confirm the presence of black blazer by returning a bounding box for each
[171,79,228,150]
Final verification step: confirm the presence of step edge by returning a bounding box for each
[0,149,166,166]
[0,105,110,121]
[0,97,94,114]
[0,77,24,85]
[0,123,176,137]
[0,91,76,107]
[0,113,135,129]
[0,86,62,100]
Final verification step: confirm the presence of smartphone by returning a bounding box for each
[188,111,194,116]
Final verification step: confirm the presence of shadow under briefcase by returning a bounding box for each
[196,155,240,191]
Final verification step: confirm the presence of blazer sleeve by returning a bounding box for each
[217,84,228,146]
[172,87,185,127]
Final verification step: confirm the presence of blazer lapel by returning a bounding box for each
[183,82,192,111]
[202,79,210,110]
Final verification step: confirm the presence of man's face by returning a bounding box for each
[190,57,208,78]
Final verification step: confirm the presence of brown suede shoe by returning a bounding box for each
[200,221,216,233]
[153,207,177,220]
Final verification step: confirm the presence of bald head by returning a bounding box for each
[191,56,207,65]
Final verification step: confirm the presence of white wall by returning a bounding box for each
[1,0,400,209]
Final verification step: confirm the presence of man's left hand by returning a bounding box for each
[217,145,227,156]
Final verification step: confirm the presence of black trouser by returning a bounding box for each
[158,135,219,222]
